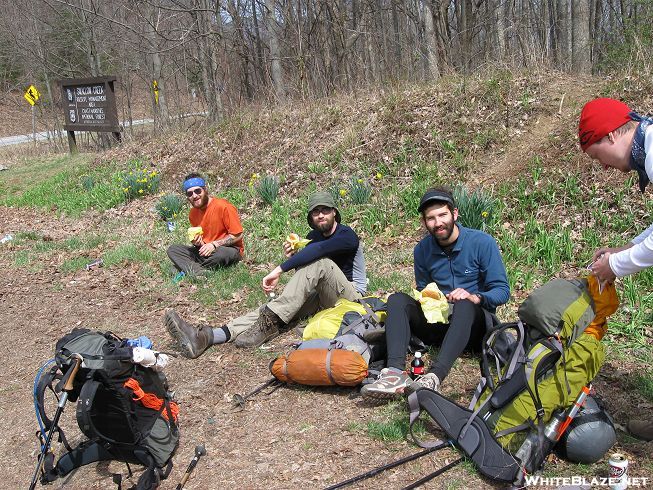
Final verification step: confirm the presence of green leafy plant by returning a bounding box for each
[119,160,160,201]
[155,194,184,222]
[347,177,372,205]
[256,175,280,205]
[452,186,499,232]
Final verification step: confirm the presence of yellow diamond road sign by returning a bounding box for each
[24,85,40,106]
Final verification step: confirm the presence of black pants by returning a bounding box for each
[167,243,241,275]
[385,292,487,381]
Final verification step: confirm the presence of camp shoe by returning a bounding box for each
[235,306,283,348]
[360,367,410,400]
[164,310,213,359]
[405,372,441,395]
[627,419,653,441]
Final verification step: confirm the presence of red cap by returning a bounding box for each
[578,98,632,151]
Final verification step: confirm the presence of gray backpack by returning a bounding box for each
[34,328,179,489]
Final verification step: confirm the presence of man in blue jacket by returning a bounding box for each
[362,187,509,399]
[165,191,367,357]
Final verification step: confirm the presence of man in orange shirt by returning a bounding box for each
[167,173,244,277]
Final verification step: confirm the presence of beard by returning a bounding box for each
[190,192,209,209]
[426,216,455,243]
[314,214,336,234]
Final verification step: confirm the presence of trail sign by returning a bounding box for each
[59,76,120,153]
[24,85,40,106]
[152,80,159,105]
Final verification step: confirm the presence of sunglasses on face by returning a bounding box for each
[310,206,333,217]
[186,188,203,198]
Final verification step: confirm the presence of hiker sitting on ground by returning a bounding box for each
[165,191,367,357]
[361,186,510,399]
[167,173,244,277]
[579,97,653,441]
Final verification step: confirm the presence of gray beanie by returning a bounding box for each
[306,191,341,229]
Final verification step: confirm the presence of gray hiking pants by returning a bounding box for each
[226,258,362,340]
[167,243,241,275]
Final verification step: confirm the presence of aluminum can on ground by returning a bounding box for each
[608,453,628,490]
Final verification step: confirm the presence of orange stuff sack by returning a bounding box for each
[584,275,619,340]
[270,348,367,386]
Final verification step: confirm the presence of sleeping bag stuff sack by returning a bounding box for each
[270,348,367,386]
[302,297,386,341]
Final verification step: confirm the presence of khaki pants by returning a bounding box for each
[226,258,361,339]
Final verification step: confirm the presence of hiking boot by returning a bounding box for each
[405,372,441,395]
[235,306,283,348]
[164,310,214,359]
[627,419,653,441]
[360,367,410,400]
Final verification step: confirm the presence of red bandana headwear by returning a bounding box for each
[578,98,632,151]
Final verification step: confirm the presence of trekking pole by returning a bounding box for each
[555,384,591,441]
[29,354,83,490]
[324,440,451,490]
[232,377,280,409]
[175,444,206,490]
[402,456,463,490]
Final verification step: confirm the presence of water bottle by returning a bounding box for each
[410,352,425,379]
[544,411,566,442]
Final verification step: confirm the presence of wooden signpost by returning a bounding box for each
[60,76,120,153]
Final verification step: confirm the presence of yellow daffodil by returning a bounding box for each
[339,189,347,197]
[481,211,489,218]
[376,172,383,179]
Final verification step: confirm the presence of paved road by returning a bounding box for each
[0,118,155,147]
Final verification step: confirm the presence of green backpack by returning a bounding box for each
[408,278,604,485]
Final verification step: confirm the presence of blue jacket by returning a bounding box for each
[414,224,510,312]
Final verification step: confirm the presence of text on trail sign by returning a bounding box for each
[65,85,108,123]
[60,77,119,132]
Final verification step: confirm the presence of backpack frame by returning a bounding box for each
[34,328,179,489]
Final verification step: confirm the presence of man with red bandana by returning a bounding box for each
[579,97,653,441]
[167,173,243,276]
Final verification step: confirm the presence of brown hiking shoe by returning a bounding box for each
[235,306,283,348]
[164,309,214,359]
[627,419,653,441]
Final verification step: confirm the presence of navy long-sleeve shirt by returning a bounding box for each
[413,224,510,312]
[280,224,360,282]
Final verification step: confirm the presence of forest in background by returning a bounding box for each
[1,0,652,140]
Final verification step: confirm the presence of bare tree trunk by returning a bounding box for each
[252,0,266,86]
[145,6,169,129]
[557,0,570,69]
[423,0,440,79]
[265,0,285,100]
[494,0,506,63]
[80,0,101,76]
[571,0,591,73]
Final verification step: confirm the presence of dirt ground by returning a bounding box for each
[1,203,652,490]
[2,72,653,489]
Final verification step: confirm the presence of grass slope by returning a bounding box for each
[2,69,653,487]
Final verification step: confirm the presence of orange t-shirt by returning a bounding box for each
[189,198,244,255]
